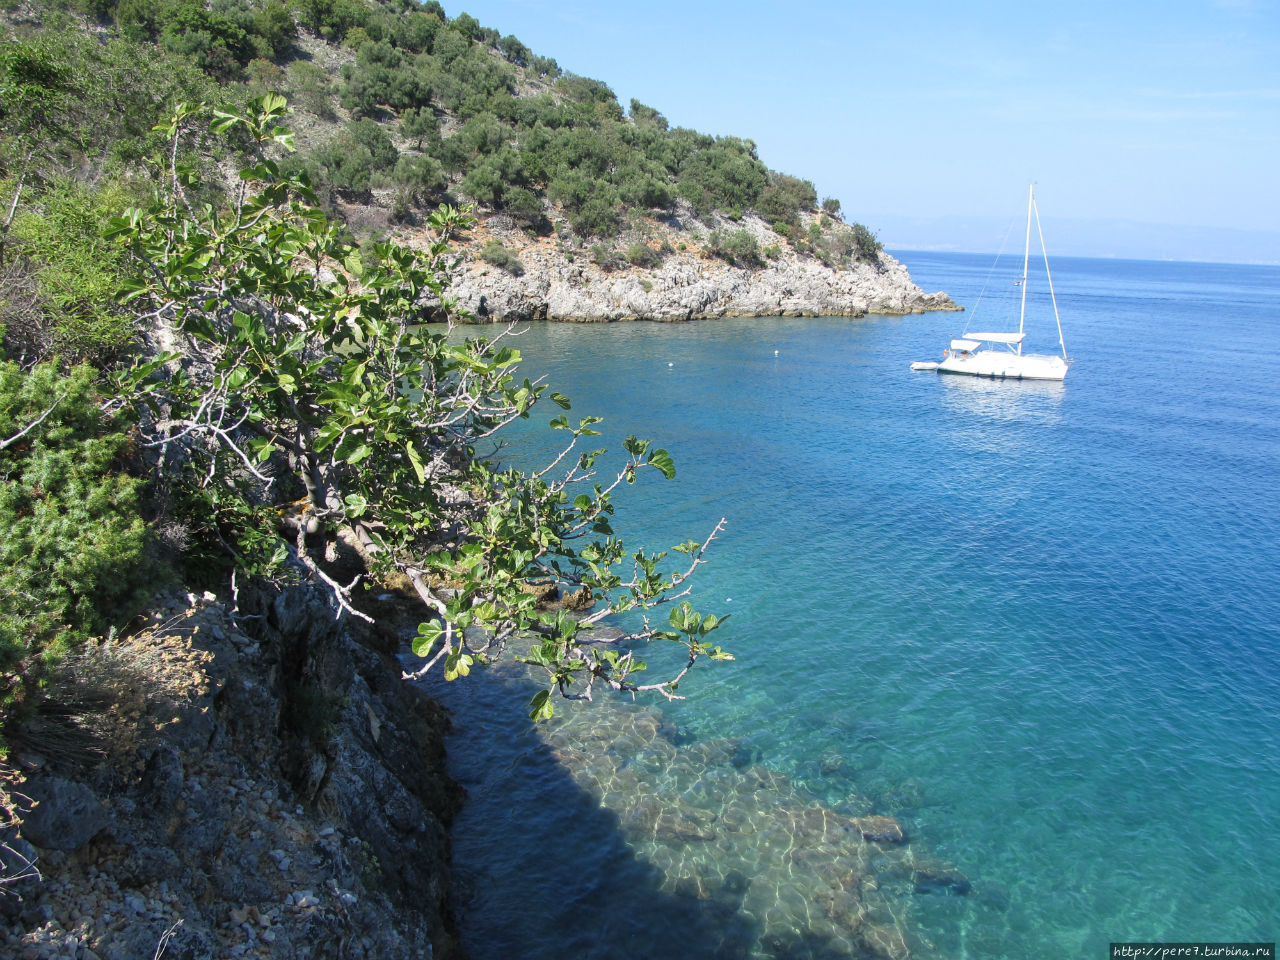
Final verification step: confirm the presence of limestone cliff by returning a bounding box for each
[444,209,959,323]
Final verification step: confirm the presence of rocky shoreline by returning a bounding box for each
[439,209,960,324]
[2,586,461,960]
[3,582,981,960]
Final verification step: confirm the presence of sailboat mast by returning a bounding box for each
[1018,184,1032,356]
[1030,192,1069,360]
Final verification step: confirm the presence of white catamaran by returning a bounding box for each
[912,185,1071,381]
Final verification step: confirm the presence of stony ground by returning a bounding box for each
[2,587,460,960]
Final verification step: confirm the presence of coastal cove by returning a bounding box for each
[424,253,1280,958]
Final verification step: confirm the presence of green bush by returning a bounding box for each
[0,363,149,728]
[625,242,662,269]
[479,238,524,276]
[706,229,762,268]
[589,243,618,269]
[106,100,729,721]
[851,221,883,261]
[5,178,137,364]
[755,173,817,229]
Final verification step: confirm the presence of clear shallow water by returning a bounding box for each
[418,253,1280,959]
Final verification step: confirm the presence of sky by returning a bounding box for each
[445,0,1280,262]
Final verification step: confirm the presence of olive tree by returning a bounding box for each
[109,97,730,719]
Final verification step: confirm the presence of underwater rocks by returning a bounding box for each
[531,697,970,959]
[911,859,972,897]
[851,815,906,844]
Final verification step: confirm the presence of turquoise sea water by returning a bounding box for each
[417,253,1280,959]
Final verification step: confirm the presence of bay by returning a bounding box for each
[420,252,1280,959]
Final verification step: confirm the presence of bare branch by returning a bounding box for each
[288,527,373,623]
[0,393,63,451]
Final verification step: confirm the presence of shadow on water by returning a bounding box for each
[412,655,762,960]
[404,638,963,960]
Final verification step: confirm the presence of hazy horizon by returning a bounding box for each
[879,214,1280,265]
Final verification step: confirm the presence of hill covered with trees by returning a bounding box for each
[0,0,952,330]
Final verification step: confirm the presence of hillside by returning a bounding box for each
[2,0,952,326]
[274,17,955,319]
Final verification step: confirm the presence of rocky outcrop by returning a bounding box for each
[3,586,461,960]
[447,212,959,323]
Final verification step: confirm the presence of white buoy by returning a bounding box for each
[667,362,674,367]
[774,350,779,355]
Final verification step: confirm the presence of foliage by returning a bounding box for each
[625,242,662,269]
[706,229,762,268]
[756,173,818,230]
[108,98,730,718]
[116,0,297,80]
[400,106,438,149]
[285,58,336,118]
[0,362,149,727]
[850,221,883,261]
[0,24,214,208]
[298,116,399,200]
[588,242,619,270]
[4,178,137,364]
[391,152,446,202]
[479,237,523,276]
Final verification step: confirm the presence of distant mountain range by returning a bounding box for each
[869,214,1280,265]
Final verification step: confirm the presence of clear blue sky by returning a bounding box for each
[448,0,1280,260]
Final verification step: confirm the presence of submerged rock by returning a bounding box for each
[912,859,972,896]
[852,815,906,844]
[860,920,911,960]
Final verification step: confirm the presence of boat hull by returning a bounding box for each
[936,350,1069,381]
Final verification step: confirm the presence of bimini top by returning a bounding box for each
[950,339,982,352]
[966,332,1026,344]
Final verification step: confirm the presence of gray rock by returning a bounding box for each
[851,815,906,844]
[118,843,182,887]
[141,744,184,811]
[100,922,214,960]
[0,830,40,917]
[21,776,109,851]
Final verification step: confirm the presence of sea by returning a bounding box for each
[411,252,1280,960]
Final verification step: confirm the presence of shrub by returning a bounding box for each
[479,238,524,276]
[756,173,817,229]
[0,363,149,732]
[5,178,136,365]
[624,243,662,269]
[706,229,762,268]
[286,59,335,118]
[589,243,618,269]
[851,222,883,261]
